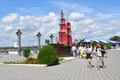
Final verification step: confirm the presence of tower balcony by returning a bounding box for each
[67,26,71,28]
[59,30,67,33]
[67,33,71,35]
[60,22,66,24]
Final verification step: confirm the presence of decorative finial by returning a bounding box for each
[61,10,64,18]
[36,31,41,37]
[67,17,68,22]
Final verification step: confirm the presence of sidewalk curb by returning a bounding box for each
[0,63,47,67]
[59,57,75,63]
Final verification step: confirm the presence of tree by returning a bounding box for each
[110,36,120,42]
[91,41,97,48]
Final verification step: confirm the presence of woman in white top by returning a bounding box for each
[95,43,103,70]
[71,45,76,57]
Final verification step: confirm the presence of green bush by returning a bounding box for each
[99,43,111,49]
[104,43,111,49]
[37,45,59,66]
[91,41,98,47]
[22,48,31,61]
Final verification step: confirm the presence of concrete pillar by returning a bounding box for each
[36,32,41,50]
[50,34,54,44]
[16,29,22,55]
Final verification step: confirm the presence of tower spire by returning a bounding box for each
[67,17,68,22]
[61,10,64,17]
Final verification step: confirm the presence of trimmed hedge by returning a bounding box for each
[37,45,59,66]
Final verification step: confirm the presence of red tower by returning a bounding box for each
[67,22,72,46]
[58,10,67,45]
[58,10,72,46]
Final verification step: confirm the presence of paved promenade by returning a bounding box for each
[0,50,120,80]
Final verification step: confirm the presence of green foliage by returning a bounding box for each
[91,41,111,49]
[91,41,98,47]
[110,36,120,42]
[3,61,10,64]
[22,48,31,60]
[58,57,65,61]
[37,45,59,66]
[100,43,105,47]
[3,59,23,64]
[104,43,111,49]
[99,43,111,49]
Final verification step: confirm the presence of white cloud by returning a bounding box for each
[69,15,119,40]
[20,16,25,21]
[92,30,102,35]
[116,32,120,36]
[96,13,113,19]
[82,29,89,33]
[47,29,58,35]
[0,11,120,47]
[1,13,19,23]
[83,19,94,25]
[69,12,84,21]
[48,12,56,18]
[4,25,13,31]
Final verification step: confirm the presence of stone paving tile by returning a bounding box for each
[0,50,120,80]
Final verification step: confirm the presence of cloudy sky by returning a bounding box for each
[0,0,120,47]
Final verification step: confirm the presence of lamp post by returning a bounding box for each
[16,28,22,55]
[36,32,41,50]
[50,34,54,44]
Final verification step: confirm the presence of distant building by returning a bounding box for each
[14,42,18,48]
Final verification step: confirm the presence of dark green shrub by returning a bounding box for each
[99,43,111,49]
[104,43,111,49]
[91,41,98,47]
[37,45,59,66]
[22,48,31,61]
[100,43,104,47]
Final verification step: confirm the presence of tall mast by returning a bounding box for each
[61,10,64,18]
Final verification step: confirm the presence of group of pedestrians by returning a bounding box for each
[71,43,107,70]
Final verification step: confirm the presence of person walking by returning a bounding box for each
[79,46,84,59]
[95,43,104,70]
[101,45,107,67]
[71,44,76,57]
[84,44,93,68]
